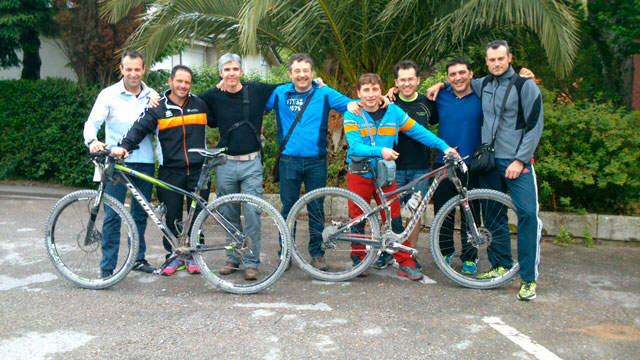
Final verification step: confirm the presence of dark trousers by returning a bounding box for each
[101,162,154,271]
[432,164,479,262]
[478,159,542,282]
[157,166,211,256]
[279,155,327,257]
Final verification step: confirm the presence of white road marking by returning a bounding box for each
[455,340,472,350]
[482,317,562,360]
[0,273,57,291]
[316,334,338,352]
[263,348,281,360]
[252,309,277,317]
[17,228,36,232]
[0,331,95,360]
[235,302,333,311]
[363,327,383,335]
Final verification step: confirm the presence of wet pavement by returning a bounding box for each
[1,191,639,359]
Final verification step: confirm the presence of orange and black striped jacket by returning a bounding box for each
[119,90,214,173]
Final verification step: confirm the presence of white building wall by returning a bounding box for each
[0,37,273,81]
[0,37,77,81]
[151,44,271,75]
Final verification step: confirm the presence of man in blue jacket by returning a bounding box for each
[265,53,361,271]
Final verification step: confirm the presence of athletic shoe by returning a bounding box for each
[100,269,113,278]
[186,259,200,274]
[397,266,423,281]
[477,266,508,279]
[517,280,537,301]
[414,257,422,270]
[311,256,329,271]
[161,259,186,276]
[132,259,156,274]
[443,254,453,266]
[350,255,368,277]
[461,261,477,275]
[373,252,393,269]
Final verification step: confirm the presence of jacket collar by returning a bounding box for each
[163,89,191,111]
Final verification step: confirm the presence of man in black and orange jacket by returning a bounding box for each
[114,65,215,276]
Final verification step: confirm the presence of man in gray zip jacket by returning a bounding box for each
[428,40,543,301]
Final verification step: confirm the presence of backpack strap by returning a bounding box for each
[225,85,261,148]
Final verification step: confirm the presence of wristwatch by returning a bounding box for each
[87,139,96,146]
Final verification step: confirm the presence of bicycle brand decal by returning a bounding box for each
[125,183,166,231]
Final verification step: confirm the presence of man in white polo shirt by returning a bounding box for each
[83,50,158,278]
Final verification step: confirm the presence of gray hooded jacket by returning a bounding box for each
[470,66,543,164]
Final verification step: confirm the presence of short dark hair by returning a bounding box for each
[121,49,144,65]
[356,73,382,90]
[393,60,419,79]
[486,40,511,54]
[445,58,472,73]
[170,65,193,79]
[288,53,314,72]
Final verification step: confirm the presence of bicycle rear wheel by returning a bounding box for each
[44,190,139,289]
[287,187,381,281]
[429,189,520,289]
[190,193,290,294]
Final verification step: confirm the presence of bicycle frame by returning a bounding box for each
[88,153,244,257]
[330,156,482,249]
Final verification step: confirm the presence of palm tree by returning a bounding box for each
[102,0,580,92]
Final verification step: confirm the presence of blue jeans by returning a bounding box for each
[100,162,155,271]
[279,155,327,257]
[478,158,543,282]
[216,156,264,268]
[395,168,430,205]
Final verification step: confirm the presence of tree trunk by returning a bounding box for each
[20,29,41,80]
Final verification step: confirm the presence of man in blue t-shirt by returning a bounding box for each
[431,58,483,275]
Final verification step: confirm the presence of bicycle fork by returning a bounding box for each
[451,178,486,247]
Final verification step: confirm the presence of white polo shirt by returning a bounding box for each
[83,79,158,164]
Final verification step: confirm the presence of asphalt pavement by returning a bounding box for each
[0,187,639,359]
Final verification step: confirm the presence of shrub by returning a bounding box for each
[535,88,640,214]
[0,79,99,187]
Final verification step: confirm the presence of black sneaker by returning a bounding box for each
[101,269,113,278]
[132,259,156,273]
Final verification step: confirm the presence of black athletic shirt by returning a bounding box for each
[393,93,438,169]
[200,82,279,155]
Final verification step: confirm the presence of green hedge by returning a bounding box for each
[535,88,640,214]
[0,79,99,186]
[1,72,638,215]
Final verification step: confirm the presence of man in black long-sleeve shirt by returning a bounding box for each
[198,53,279,281]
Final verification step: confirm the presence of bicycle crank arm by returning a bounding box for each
[390,242,418,255]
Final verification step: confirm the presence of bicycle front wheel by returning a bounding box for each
[287,187,381,282]
[44,190,139,289]
[190,193,290,294]
[430,189,520,289]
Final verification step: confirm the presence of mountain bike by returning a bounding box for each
[44,148,291,294]
[286,153,519,289]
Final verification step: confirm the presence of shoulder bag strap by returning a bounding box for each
[489,74,518,147]
[278,90,316,154]
[359,113,376,146]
